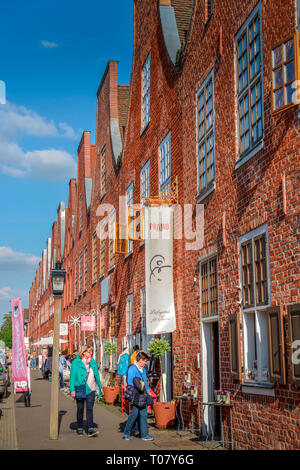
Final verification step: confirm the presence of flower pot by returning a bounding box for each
[153,402,175,429]
[103,386,120,404]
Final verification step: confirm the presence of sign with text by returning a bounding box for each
[81,316,95,331]
[145,205,176,334]
[60,323,68,336]
[11,298,28,385]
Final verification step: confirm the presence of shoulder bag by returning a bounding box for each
[75,366,89,400]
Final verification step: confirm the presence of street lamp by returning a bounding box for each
[49,261,66,440]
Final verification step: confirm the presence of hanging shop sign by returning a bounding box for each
[145,205,176,334]
[11,298,29,387]
[60,323,68,336]
[81,316,96,331]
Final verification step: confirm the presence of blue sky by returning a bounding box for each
[0,0,133,322]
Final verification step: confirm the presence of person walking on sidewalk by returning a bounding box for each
[123,351,154,441]
[69,345,102,437]
[59,349,69,390]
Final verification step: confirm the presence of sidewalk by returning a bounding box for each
[1,369,224,450]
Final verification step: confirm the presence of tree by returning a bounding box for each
[0,312,12,349]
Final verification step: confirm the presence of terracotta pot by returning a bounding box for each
[103,386,120,404]
[153,402,175,429]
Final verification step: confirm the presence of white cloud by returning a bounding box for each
[0,102,77,139]
[0,286,28,301]
[58,122,78,140]
[0,141,76,181]
[0,101,78,180]
[41,40,58,48]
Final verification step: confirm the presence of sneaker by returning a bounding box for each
[141,435,154,441]
[76,428,83,436]
[123,434,131,440]
[87,428,99,437]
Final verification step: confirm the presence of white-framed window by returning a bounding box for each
[109,208,116,268]
[126,294,133,336]
[141,53,151,130]
[141,286,146,333]
[159,131,171,194]
[197,70,215,195]
[92,232,98,283]
[141,160,150,203]
[235,3,263,160]
[99,219,106,278]
[126,183,134,254]
[101,146,106,197]
[239,224,271,385]
[74,259,78,299]
[79,195,83,232]
[79,252,82,296]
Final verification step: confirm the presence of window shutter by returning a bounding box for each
[228,313,242,381]
[128,206,143,241]
[267,306,286,384]
[114,223,128,254]
[287,304,300,387]
[112,337,118,371]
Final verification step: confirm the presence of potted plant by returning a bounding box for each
[148,338,175,429]
[102,342,120,404]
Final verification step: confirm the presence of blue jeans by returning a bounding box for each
[124,405,148,439]
[76,391,95,430]
[59,371,64,388]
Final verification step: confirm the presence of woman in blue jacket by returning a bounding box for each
[70,345,102,437]
[123,351,154,441]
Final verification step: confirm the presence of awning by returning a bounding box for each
[32,337,68,346]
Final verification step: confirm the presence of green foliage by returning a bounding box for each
[148,338,171,358]
[175,40,186,70]
[116,152,122,169]
[148,338,171,402]
[0,313,12,349]
[104,341,118,356]
[108,371,116,387]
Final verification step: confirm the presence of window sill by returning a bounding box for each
[242,382,275,397]
[125,251,133,260]
[196,181,216,204]
[235,141,264,170]
[140,121,150,137]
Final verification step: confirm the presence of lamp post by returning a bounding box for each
[49,261,66,440]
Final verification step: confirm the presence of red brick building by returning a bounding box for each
[28,0,300,449]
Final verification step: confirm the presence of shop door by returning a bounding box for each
[202,321,220,438]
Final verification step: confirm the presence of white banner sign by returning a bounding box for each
[60,323,68,336]
[145,205,176,334]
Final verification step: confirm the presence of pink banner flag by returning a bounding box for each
[81,316,95,331]
[11,298,28,383]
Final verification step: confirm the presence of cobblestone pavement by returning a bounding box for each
[1,369,225,451]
